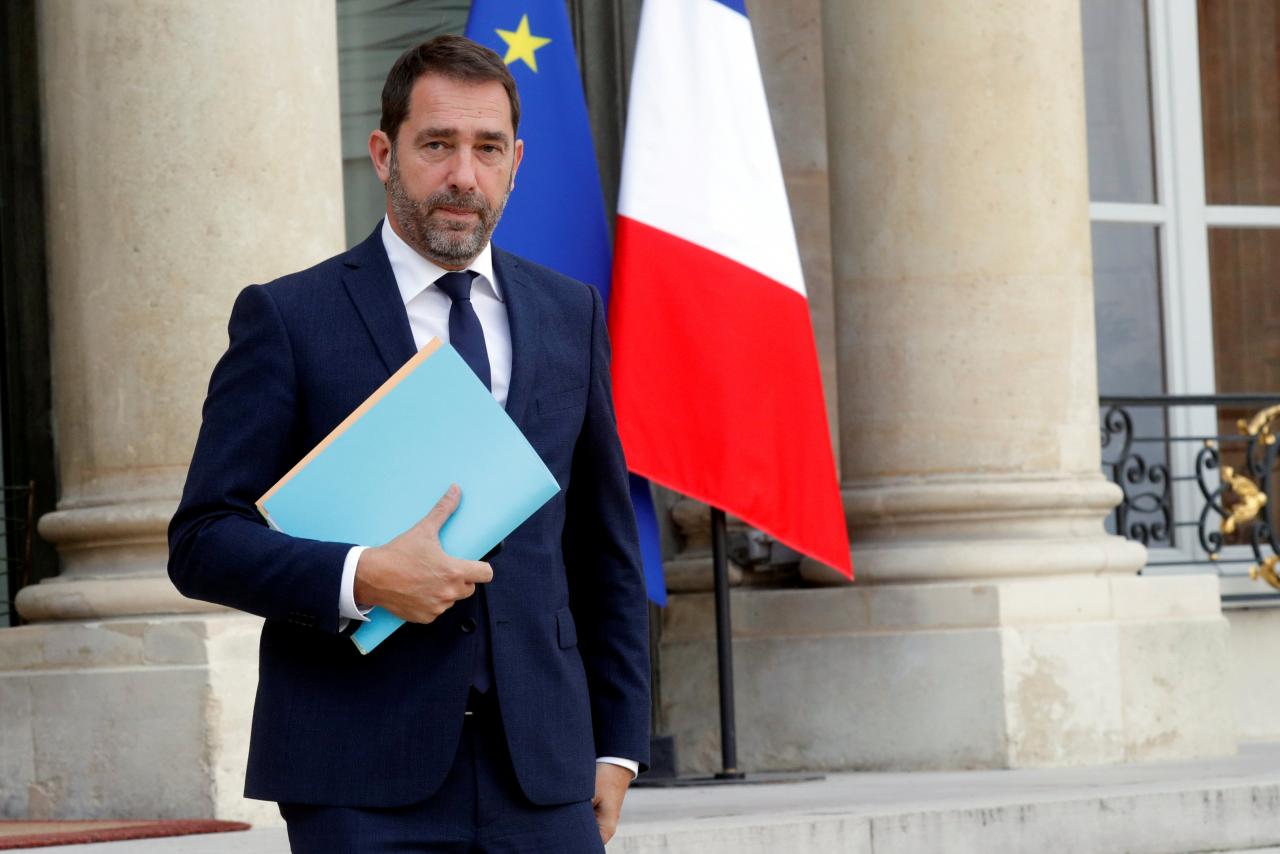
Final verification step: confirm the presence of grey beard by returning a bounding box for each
[387,150,508,266]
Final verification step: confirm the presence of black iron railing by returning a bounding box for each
[1101,395,1280,598]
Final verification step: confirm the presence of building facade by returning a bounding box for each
[1,0,1278,821]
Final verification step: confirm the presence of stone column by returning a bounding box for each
[0,0,343,820]
[817,0,1135,587]
[660,0,1235,773]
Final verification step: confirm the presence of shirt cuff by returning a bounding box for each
[338,546,373,630]
[596,757,640,779]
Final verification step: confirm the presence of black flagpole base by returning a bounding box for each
[632,770,825,788]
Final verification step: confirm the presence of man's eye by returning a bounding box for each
[480,145,500,154]
[425,141,446,151]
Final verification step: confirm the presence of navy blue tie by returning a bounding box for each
[434,269,493,693]
[434,271,491,391]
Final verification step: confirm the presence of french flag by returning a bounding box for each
[609,0,852,576]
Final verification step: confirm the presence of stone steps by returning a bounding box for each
[615,742,1280,854]
[32,743,1280,853]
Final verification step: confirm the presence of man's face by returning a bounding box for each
[371,74,523,269]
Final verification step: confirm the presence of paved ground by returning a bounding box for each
[29,742,1280,853]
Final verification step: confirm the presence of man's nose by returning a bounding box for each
[447,149,478,192]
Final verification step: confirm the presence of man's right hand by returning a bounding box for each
[353,484,493,624]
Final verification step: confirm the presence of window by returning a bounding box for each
[336,0,472,247]
[1085,0,1280,601]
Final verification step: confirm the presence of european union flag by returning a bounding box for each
[465,1,667,604]
[465,2,611,301]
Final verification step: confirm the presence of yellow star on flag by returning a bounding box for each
[495,14,552,73]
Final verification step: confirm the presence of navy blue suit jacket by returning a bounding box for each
[168,225,651,808]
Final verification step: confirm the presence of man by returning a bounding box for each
[168,35,650,852]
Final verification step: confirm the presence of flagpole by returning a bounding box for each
[710,506,744,780]
[632,507,824,788]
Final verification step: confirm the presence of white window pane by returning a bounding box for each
[1093,222,1165,395]
[1094,222,1169,544]
[1209,227,1280,397]
[1081,0,1158,203]
[1199,0,1280,206]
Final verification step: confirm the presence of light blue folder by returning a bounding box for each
[256,339,561,654]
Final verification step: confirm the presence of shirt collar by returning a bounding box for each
[380,218,501,306]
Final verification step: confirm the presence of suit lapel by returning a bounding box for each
[342,232,538,422]
[342,224,418,375]
[494,247,540,431]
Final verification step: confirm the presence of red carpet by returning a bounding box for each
[0,819,250,849]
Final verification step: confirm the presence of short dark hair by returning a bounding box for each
[380,35,521,143]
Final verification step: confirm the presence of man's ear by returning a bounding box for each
[369,130,393,185]
[509,138,524,192]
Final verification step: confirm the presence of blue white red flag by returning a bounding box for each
[609,0,853,576]
[465,0,669,603]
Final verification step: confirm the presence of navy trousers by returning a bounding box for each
[279,693,604,854]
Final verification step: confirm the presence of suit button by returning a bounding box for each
[460,618,476,633]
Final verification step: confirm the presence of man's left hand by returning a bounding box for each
[592,762,632,845]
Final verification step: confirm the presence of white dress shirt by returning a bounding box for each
[337,220,638,778]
